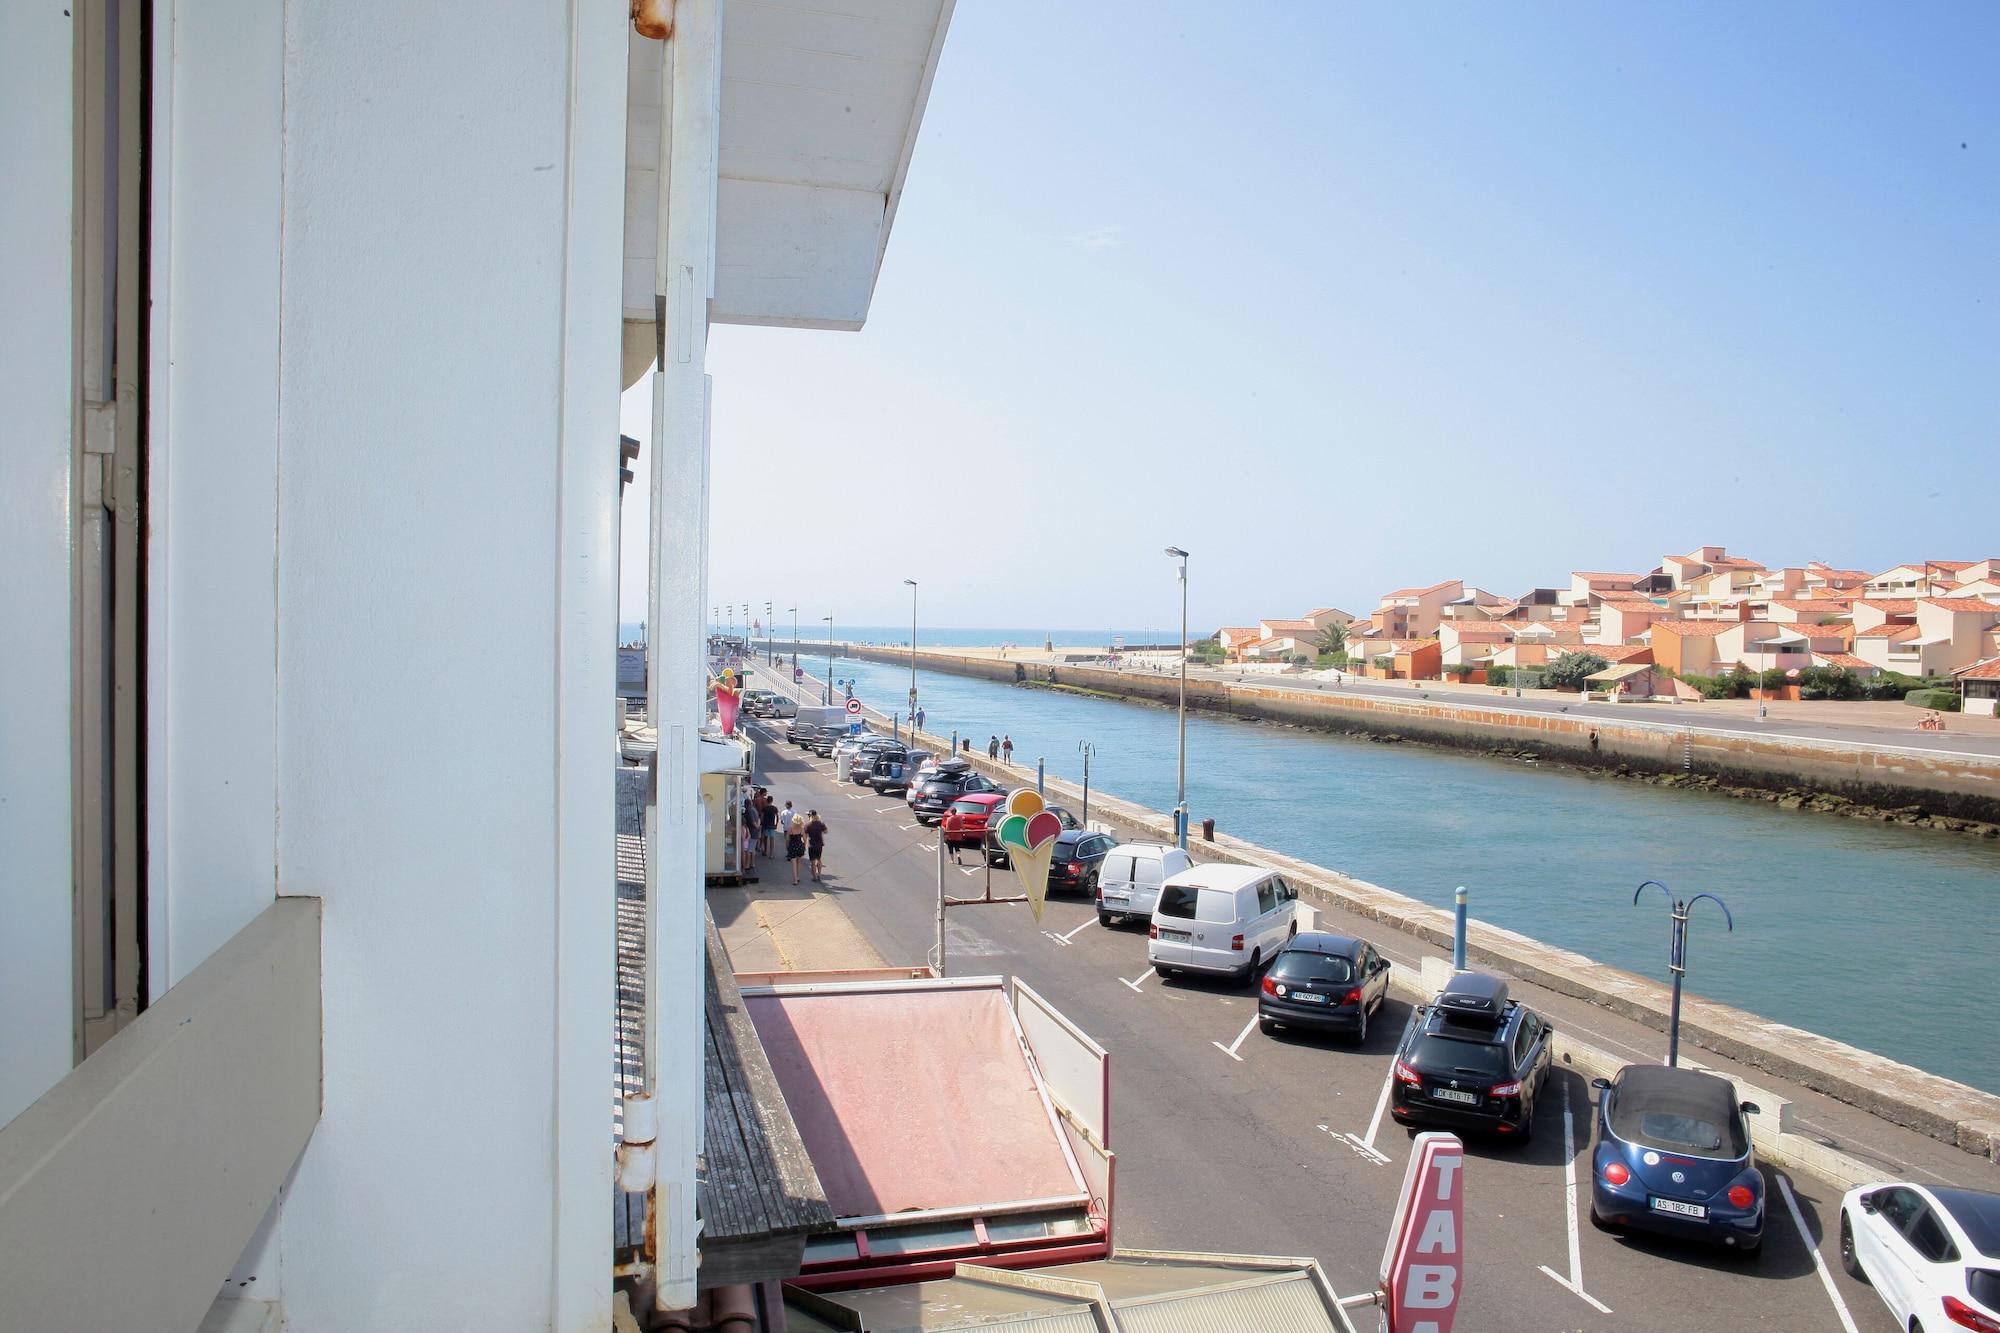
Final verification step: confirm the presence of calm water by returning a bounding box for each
[630,623,1175,649]
[814,651,2000,1093]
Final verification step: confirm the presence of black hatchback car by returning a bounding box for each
[1046,830,1118,895]
[1257,933,1392,1042]
[1390,972,1552,1142]
[911,764,1003,825]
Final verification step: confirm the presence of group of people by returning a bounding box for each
[741,787,828,884]
[1918,709,1949,732]
[986,734,1014,763]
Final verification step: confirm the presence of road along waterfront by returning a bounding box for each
[786,648,2000,1096]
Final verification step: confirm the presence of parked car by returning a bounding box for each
[1095,842,1194,926]
[846,737,902,782]
[1146,863,1298,982]
[941,791,1008,847]
[870,748,934,795]
[983,805,1079,866]
[904,754,945,807]
[787,705,845,745]
[911,763,1003,825]
[741,688,777,716]
[1840,1182,2000,1329]
[813,725,868,758]
[1390,972,1552,1142]
[1047,830,1117,895]
[1258,933,1392,1042]
[1588,1063,1763,1254]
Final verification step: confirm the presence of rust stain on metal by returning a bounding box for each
[632,0,673,40]
[643,1189,657,1262]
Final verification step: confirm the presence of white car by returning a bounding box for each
[1840,1181,2000,1332]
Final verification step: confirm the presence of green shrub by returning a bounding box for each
[1547,650,1610,691]
[1904,688,1960,712]
[1487,665,1512,687]
[1862,672,1918,701]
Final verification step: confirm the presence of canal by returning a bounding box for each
[806,648,2000,1094]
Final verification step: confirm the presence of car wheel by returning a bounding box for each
[1098,911,1114,928]
[1839,1212,1868,1283]
[1588,1205,1615,1232]
[1353,1005,1368,1045]
[1239,949,1261,983]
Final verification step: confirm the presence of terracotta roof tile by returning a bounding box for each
[1382,579,1460,599]
[1813,652,1874,671]
[1651,621,1736,637]
[1920,596,2000,614]
[1956,656,2000,681]
[1854,599,1918,613]
[1259,618,1318,631]
[1771,600,1854,615]
[1855,625,1921,641]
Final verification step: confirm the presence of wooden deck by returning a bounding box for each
[612,767,833,1281]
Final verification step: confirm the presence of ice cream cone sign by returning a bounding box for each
[713,668,742,736]
[995,789,1064,921]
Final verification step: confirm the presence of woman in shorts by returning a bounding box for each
[785,815,807,885]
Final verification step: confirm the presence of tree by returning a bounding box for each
[1316,622,1347,656]
[1546,650,1610,691]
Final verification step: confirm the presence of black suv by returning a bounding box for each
[1390,972,1552,1142]
[911,763,1003,825]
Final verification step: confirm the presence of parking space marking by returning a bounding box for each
[1121,967,1154,993]
[1777,1175,1861,1333]
[1339,1062,1397,1166]
[1213,1012,1259,1062]
[918,842,937,852]
[1537,1081,1612,1314]
[876,806,904,814]
[899,822,921,831]
[1043,918,1096,947]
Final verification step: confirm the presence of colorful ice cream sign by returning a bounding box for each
[996,789,1062,920]
[713,668,742,736]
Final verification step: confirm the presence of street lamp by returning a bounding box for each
[788,607,798,671]
[1078,740,1096,827]
[1633,880,1733,1067]
[904,579,919,728]
[1166,546,1190,848]
[764,600,773,664]
[821,615,834,705]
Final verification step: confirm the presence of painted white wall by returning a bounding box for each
[271,2,621,1327]
[0,3,78,1129]
[148,0,284,994]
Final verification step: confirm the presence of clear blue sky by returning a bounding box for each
[622,1,1997,632]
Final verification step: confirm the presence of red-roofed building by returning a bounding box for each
[1956,657,2000,716]
[1372,579,1464,639]
[1215,627,1263,657]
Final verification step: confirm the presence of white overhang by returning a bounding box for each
[624,0,954,348]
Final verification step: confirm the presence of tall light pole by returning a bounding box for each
[1166,546,1190,848]
[821,614,834,705]
[904,579,919,727]
[1633,880,1733,1067]
[764,600,773,664]
[788,607,798,671]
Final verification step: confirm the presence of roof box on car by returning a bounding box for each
[1434,972,1510,1025]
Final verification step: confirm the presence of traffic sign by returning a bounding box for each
[846,697,863,715]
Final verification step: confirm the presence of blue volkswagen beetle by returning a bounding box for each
[1589,1063,1765,1255]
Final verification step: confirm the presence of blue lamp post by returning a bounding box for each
[1633,880,1733,1067]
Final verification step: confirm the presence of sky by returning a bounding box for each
[620,1,1997,633]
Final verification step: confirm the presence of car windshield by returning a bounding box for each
[1606,1068,1749,1157]
[948,799,985,815]
[1269,952,1355,985]
[1407,1033,1509,1078]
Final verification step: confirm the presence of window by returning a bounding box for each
[1876,1188,1923,1233]
[1268,952,1354,985]
[1256,879,1278,914]
[1408,1033,1509,1078]
[1156,886,1199,919]
[1903,1205,1959,1264]
[1195,888,1236,924]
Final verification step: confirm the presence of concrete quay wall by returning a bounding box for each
[828,644,2000,1160]
[847,645,2000,824]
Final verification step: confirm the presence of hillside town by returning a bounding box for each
[1216,548,2000,716]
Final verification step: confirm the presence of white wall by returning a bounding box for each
[272,2,621,1327]
[0,3,78,1129]
[149,0,285,993]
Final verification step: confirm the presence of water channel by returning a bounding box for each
[789,646,2000,1094]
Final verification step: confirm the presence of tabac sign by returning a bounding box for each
[1379,1131,1464,1333]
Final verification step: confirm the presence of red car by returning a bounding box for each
[940,791,1008,848]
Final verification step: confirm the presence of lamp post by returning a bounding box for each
[1633,880,1733,1067]
[1166,546,1190,848]
[764,600,773,664]
[821,615,834,705]
[787,607,798,671]
[904,578,919,727]
[1078,740,1095,827]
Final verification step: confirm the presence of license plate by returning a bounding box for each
[1157,929,1190,943]
[1292,991,1329,1005]
[1650,1197,1706,1219]
[1430,1088,1479,1105]
[1103,893,1128,904]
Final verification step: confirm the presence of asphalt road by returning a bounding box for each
[728,669,1898,1333]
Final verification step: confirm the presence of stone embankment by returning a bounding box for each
[850,644,2000,828]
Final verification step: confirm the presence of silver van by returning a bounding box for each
[1094,842,1193,927]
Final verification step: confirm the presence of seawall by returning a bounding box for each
[842,644,2000,826]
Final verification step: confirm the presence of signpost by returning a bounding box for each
[846,695,863,735]
[1380,1132,1464,1333]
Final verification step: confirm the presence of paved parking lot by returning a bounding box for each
[720,671,1899,1332]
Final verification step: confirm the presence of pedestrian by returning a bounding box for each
[1001,735,1014,764]
[739,805,757,876]
[805,809,828,882]
[915,706,926,732]
[758,789,778,855]
[988,735,999,760]
[785,814,806,884]
[781,798,795,835]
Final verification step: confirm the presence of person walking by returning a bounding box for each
[758,790,778,856]
[739,802,757,876]
[805,810,829,882]
[1001,735,1014,765]
[987,735,999,760]
[785,814,807,885]
[915,706,926,732]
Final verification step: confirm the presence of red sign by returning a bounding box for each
[1380,1131,1464,1333]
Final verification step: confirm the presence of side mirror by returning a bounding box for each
[1542,1024,1554,1039]
[1740,1101,1760,1116]
[1590,1077,1611,1092]
[1859,1190,1880,1215]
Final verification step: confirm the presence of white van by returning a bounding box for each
[1095,843,1193,927]
[1146,863,1299,981]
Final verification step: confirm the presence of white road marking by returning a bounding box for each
[1042,917,1096,947]
[899,822,921,831]
[1777,1175,1861,1333]
[918,842,937,852]
[1213,1012,1260,1062]
[876,806,904,814]
[959,866,978,877]
[1121,967,1153,993]
[1339,1060,1397,1165]
[1538,1081,1612,1314]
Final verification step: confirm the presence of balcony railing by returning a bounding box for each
[0,897,321,1331]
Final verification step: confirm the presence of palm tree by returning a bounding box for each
[1316,622,1347,656]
